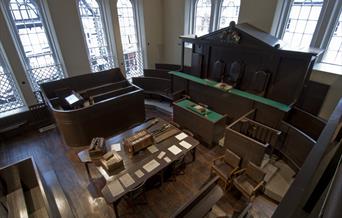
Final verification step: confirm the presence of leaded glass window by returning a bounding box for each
[117,0,143,80]
[78,0,115,72]
[194,0,212,36]
[0,45,24,114]
[6,0,65,101]
[322,10,342,66]
[282,0,324,48]
[219,0,240,29]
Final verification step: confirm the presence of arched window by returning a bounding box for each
[4,0,65,101]
[78,0,116,72]
[194,0,212,36]
[117,0,144,80]
[0,43,25,115]
[219,0,240,29]
[282,0,324,48]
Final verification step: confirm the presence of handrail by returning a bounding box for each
[319,150,342,218]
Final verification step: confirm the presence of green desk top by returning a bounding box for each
[175,99,224,122]
[169,71,291,112]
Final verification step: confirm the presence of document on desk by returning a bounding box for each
[168,145,182,155]
[143,159,160,173]
[164,156,171,163]
[108,179,124,197]
[110,143,121,151]
[119,173,135,188]
[157,151,166,159]
[179,140,192,149]
[175,132,188,141]
[147,145,159,153]
[135,169,144,178]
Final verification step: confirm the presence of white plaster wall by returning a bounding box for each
[44,0,91,77]
[239,0,279,33]
[143,0,164,68]
[310,70,342,120]
[163,0,185,65]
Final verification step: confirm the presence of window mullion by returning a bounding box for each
[277,0,293,39]
[210,0,219,32]
[310,0,332,48]
[317,0,342,49]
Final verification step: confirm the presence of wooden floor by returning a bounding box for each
[0,108,277,218]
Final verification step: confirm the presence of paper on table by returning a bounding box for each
[147,145,159,153]
[168,145,182,155]
[164,156,171,163]
[179,140,192,149]
[108,179,124,197]
[143,159,160,172]
[135,169,144,178]
[111,143,121,151]
[157,151,166,159]
[175,132,188,141]
[119,173,135,188]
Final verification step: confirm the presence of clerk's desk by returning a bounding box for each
[78,118,199,217]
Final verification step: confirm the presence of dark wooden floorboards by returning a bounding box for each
[0,108,276,217]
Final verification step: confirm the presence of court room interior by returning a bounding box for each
[0,0,341,217]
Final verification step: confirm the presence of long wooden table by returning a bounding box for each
[78,118,199,217]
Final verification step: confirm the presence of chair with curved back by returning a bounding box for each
[232,161,266,201]
[211,148,241,190]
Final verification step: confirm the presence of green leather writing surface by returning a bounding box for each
[228,89,291,112]
[169,71,291,112]
[175,99,224,122]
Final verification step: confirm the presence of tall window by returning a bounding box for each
[276,0,342,67]
[281,0,324,48]
[4,0,65,100]
[188,0,241,36]
[321,11,342,65]
[0,44,24,114]
[194,0,212,36]
[218,0,240,29]
[78,0,115,72]
[117,0,143,80]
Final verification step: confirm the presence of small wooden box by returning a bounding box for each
[123,130,154,154]
[100,151,124,174]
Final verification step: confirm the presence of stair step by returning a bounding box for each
[7,189,29,218]
[29,207,48,218]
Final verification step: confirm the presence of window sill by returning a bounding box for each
[0,106,28,120]
[313,63,342,76]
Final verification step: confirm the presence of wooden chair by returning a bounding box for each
[211,148,241,190]
[232,162,266,201]
[124,180,147,206]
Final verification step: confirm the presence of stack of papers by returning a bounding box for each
[168,145,182,155]
[175,132,188,141]
[147,145,159,153]
[179,141,192,149]
[119,173,135,188]
[135,169,144,178]
[110,143,121,151]
[143,159,160,172]
[108,180,124,197]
